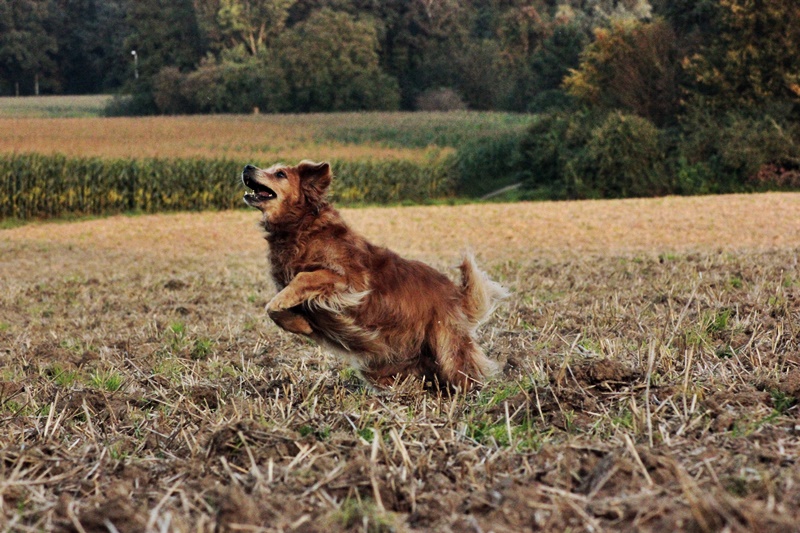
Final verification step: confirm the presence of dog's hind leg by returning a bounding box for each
[267,270,346,336]
[430,322,499,390]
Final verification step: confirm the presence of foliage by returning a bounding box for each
[214,0,295,54]
[517,110,597,199]
[0,152,455,220]
[581,111,668,198]
[508,22,587,113]
[152,49,289,114]
[0,0,58,94]
[564,18,679,126]
[519,110,668,199]
[681,0,800,113]
[124,0,203,79]
[51,0,130,94]
[520,105,800,199]
[279,8,400,112]
[113,0,205,114]
[455,131,526,197]
[675,107,800,193]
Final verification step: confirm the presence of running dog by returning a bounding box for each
[242,160,506,390]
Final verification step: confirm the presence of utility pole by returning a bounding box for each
[131,50,139,80]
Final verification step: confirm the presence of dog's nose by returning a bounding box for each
[243,164,256,175]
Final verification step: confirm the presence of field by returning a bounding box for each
[1,193,799,532]
[0,111,528,162]
[0,95,113,118]
[1,111,531,221]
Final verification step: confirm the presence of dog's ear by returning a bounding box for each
[297,160,332,200]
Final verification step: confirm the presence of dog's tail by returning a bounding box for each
[458,253,508,328]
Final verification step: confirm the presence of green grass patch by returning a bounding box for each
[88,370,124,392]
[0,95,112,118]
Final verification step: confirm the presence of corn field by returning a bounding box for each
[0,153,455,220]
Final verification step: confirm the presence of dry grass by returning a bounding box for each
[1,194,799,532]
[0,115,447,162]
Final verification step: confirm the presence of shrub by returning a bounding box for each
[153,67,193,114]
[527,90,577,114]
[581,111,668,198]
[151,52,290,115]
[517,110,598,199]
[104,93,158,117]
[455,132,526,197]
[676,106,800,193]
[518,110,668,199]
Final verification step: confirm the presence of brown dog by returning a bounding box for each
[242,160,506,390]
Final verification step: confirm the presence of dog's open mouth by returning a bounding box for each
[243,175,277,205]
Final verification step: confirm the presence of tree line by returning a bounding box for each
[2,1,799,199]
[2,1,798,118]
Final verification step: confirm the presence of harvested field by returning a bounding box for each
[0,113,517,162]
[1,194,799,532]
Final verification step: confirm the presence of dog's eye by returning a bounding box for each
[276,170,287,179]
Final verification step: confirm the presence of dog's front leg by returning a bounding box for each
[267,270,345,336]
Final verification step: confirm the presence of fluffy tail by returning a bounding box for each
[458,253,508,328]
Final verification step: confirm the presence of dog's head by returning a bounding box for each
[242,160,331,226]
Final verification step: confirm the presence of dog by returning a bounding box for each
[242,160,506,390]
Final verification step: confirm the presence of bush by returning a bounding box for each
[517,110,597,199]
[527,90,577,114]
[676,107,800,193]
[581,111,668,198]
[455,132,526,197]
[153,67,193,114]
[150,52,291,115]
[518,110,668,199]
[104,93,158,117]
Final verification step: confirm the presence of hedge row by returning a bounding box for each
[0,154,456,220]
[517,108,800,199]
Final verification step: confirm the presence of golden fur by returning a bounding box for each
[242,160,506,390]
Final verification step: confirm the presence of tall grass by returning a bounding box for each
[0,153,455,220]
[0,112,533,221]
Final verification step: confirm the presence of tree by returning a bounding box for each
[682,0,800,112]
[51,0,129,94]
[119,0,204,112]
[564,18,679,126]
[279,8,400,111]
[125,0,203,79]
[0,0,58,95]
[215,0,295,54]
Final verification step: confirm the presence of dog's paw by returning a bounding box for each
[267,306,313,336]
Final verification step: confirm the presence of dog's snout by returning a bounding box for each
[242,165,259,186]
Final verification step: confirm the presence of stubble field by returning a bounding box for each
[1,193,799,532]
